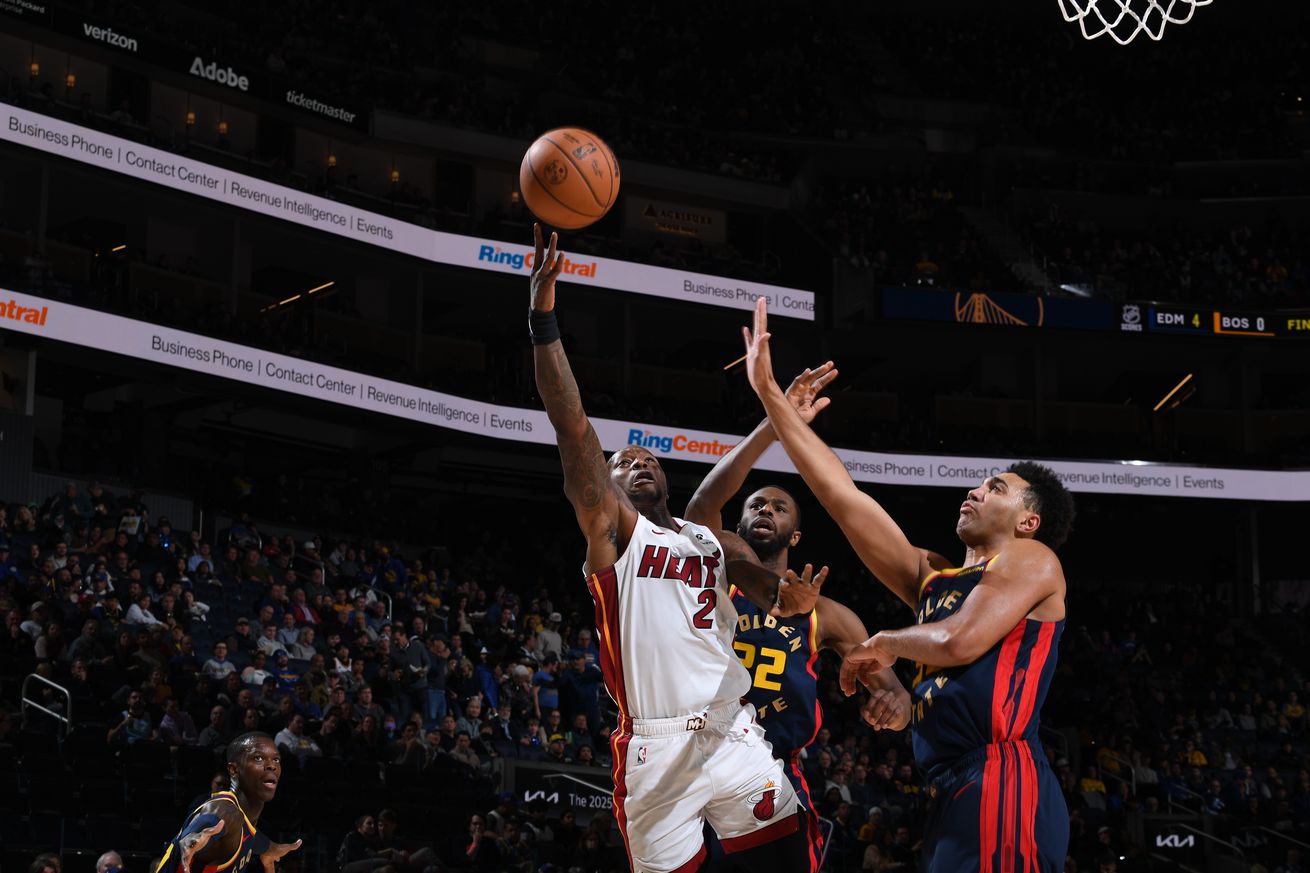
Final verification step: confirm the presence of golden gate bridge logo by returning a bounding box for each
[953,293,1045,327]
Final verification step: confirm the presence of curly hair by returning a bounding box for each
[1007,462,1075,551]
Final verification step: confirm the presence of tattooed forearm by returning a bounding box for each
[535,342,584,426]
[534,340,609,511]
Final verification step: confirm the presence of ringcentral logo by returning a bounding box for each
[82,23,138,52]
[188,57,249,92]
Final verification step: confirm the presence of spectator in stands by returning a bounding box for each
[159,698,198,745]
[258,622,287,658]
[558,651,603,731]
[389,627,430,721]
[316,712,350,759]
[201,639,238,681]
[242,652,273,687]
[94,852,123,873]
[285,627,316,660]
[126,593,163,627]
[336,815,383,873]
[107,690,154,745]
[449,730,481,771]
[198,704,228,750]
[275,713,323,765]
[28,853,60,873]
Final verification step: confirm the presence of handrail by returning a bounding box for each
[1148,853,1203,873]
[1166,782,1205,816]
[1099,749,1137,796]
[1256,827,1310,852]
[1175,824,1245,861]
[1039,725,1069,761]
[21,673,72,736]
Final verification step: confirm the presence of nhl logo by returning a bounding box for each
[1121,304,1143,332]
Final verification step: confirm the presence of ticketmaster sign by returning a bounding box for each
[0,104,815,320]
[1,290,1303,502]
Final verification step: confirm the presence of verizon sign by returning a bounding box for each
[1,290,1306,502]
[81,22,138,52]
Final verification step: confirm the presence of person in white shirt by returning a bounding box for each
[538,613,564,660]
[126,593,164,627]
[274,713,322,764]
[242,651,274,687]
[257,624,287,658]
[202,642,237,680]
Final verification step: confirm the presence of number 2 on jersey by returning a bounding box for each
[733,641,786,691]
[692,590,716,628]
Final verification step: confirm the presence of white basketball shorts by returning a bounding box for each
[609,699,801,873]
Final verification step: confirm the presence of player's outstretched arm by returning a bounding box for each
[258,837,303,873]
[841,540,1064,688]
[683,363,838,528]
[742,298,929,609]
[529,223,635,572]
[817,596,910,731]
[171,803,237,873]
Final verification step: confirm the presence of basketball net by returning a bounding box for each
[1057,0,1211,44]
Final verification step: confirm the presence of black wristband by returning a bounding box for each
[529,308,561,345]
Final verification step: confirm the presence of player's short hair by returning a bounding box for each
[1007,462,1075,551]
[226,731,273,765]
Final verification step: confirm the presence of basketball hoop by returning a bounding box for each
[1057,0,1212,44]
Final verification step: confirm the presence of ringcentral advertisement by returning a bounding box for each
[2,290,1304,502]
[0,104,817,321]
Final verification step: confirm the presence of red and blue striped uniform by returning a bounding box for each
[912,560,1068,873]
[729,587,824,873]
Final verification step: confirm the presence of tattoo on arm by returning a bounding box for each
[534,342,611,513]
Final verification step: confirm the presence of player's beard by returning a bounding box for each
[741,527,787,564]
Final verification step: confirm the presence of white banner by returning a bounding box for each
[2,290,1305,502]
[0,104,815,320]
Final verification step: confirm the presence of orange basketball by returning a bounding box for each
[519,128,620,230]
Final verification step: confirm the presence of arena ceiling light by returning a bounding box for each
[259,280,335,313]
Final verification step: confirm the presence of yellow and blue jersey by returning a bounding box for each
[728,586,821,756]
[154,791,261,873]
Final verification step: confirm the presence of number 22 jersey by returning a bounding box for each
[586,514,751,723]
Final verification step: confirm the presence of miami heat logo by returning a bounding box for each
[544,160,568,185]
[747,780,779,821]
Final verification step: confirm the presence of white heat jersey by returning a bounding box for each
[585,514,751,722]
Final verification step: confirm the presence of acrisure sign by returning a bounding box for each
[1,289,1302,502]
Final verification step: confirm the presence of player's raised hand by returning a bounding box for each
[742,297,778,397]
[772,563,827,617]
[839,634,897,696]
[259,838,303,873]
[530,223,566,312]
[784,361,839,424]
[862,686,911,732]
[178,819,225,873]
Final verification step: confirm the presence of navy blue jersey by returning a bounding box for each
[729,586,820,756]
[910,559,1064,780]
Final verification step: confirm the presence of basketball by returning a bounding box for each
[518,127,620,230]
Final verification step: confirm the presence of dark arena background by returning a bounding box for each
[1,1,1309,872]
